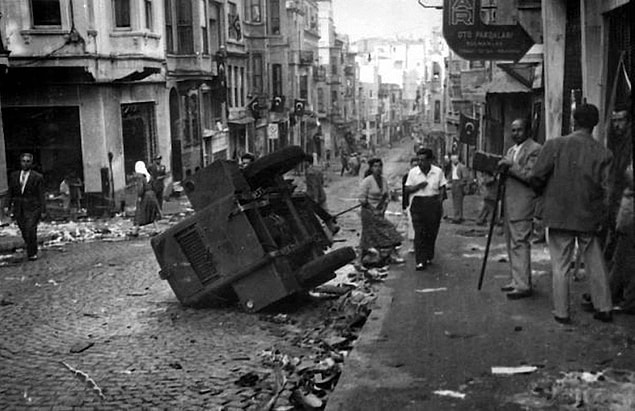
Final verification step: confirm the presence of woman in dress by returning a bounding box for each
[131,160,161,236]
[359,158,403,265]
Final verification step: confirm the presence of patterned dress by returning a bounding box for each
[359,174,402,252]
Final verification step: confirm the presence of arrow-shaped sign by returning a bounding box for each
[443,0,534,61]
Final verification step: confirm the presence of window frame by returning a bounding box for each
[113,0,132,30]
[31,0,63,28]
[144,0,153,31]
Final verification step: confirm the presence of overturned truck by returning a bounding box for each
[151,146,356,312]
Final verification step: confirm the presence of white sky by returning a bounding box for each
[332,0,443,41]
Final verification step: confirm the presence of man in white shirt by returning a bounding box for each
[450,154,470,223]
[405,148,448,270]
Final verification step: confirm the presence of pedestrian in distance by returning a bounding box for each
[240,152,255,169]
[405,148,447,271]
[305,156,328,211]
[147,155,167,211]
[131,161,161,236]
[530,103,614,324]
[340,151,349,176]
[449,154,469,224]
[475,171,498,226]
[402,157,420,253]
[498,118,542,300]
[7,152,46,261]
[358,158,404,266]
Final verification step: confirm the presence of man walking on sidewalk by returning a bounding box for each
[531,104,614,323]
[7,152,46,261]
[405,148,447,271]
[498,118,542,300]
[449,154,469,223]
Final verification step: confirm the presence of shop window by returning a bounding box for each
[113,0,131,29]
[31,0,62,27]
[177,0,194,54]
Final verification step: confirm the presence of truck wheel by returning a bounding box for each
[297,247,356,289]
[243,146,310,188]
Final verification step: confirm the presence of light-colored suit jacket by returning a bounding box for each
[503,138,542,221]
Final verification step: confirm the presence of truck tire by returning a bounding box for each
[243,146,310,188]
[297,247,356,289]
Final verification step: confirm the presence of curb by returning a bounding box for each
[325,265,403,410]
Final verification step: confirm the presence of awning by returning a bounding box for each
[228,115,255,125]
[485,69,531,94]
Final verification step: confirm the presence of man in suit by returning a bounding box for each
[7,153,46,261]
[530,104,613,323]
[449,154,469,223]
[498,118,542,299]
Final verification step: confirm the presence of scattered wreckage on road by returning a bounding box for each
[151,146,356,312]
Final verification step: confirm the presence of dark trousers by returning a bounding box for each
[610,228,635,310]
[153,187,164,210]
[410,196,442,265]
[17,212,40,257]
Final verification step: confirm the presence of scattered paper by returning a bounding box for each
[492,366,538,375]
[433,390,466,399]
[415,287,448,293]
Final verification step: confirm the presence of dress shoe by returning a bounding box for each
[554,315,572,325]
[506,289,532,300]
[389,256,405,264]
[500,284,515,292]
[28,255,38,261]
[415,263,426,271]
[593,311,613,323]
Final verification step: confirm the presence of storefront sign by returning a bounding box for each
[267,123,279,140]
[443,0,534,61]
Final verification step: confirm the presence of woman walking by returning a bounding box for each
[131,160,161,236]
[359,158,403,265]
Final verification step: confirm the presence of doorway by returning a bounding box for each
[121,103,157,177]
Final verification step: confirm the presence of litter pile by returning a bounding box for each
[222,263,382,410]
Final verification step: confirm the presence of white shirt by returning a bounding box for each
[405,165,447,198]
[451,163,459,180]
[20,170,30,194]
[510,139,530,162]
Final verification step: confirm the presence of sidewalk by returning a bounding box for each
[327,194,635,410]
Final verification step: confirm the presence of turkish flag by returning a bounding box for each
[459,113,479,146]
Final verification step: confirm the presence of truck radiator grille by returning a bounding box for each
[175,225,219,283]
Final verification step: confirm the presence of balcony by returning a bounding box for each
[328,74,341,85]
[289,50,315,66]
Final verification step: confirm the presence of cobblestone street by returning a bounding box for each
[0,143,409,410]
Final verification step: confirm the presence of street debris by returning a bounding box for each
[492,366,538,375]
[60,361,106,401]
[444,330,478,339]
[433,389,466,399]
[69,341,94,354]
[415,287,448,293]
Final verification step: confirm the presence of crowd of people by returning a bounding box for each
[346,102,632,325]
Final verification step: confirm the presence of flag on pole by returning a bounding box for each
[459,113,479,146]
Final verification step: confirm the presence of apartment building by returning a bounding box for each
[0,0,168,212]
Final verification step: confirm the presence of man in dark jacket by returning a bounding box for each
[7,153,46,261]
[531,104,613,324]
[147,155,167,210]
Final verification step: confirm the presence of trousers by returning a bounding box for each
[451,182,464,220]
[16,211,40,258]
[548,228,612,318]
[410,196,442,265]
[504,218,533,291]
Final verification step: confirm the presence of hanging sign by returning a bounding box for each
[443,0,534,61]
